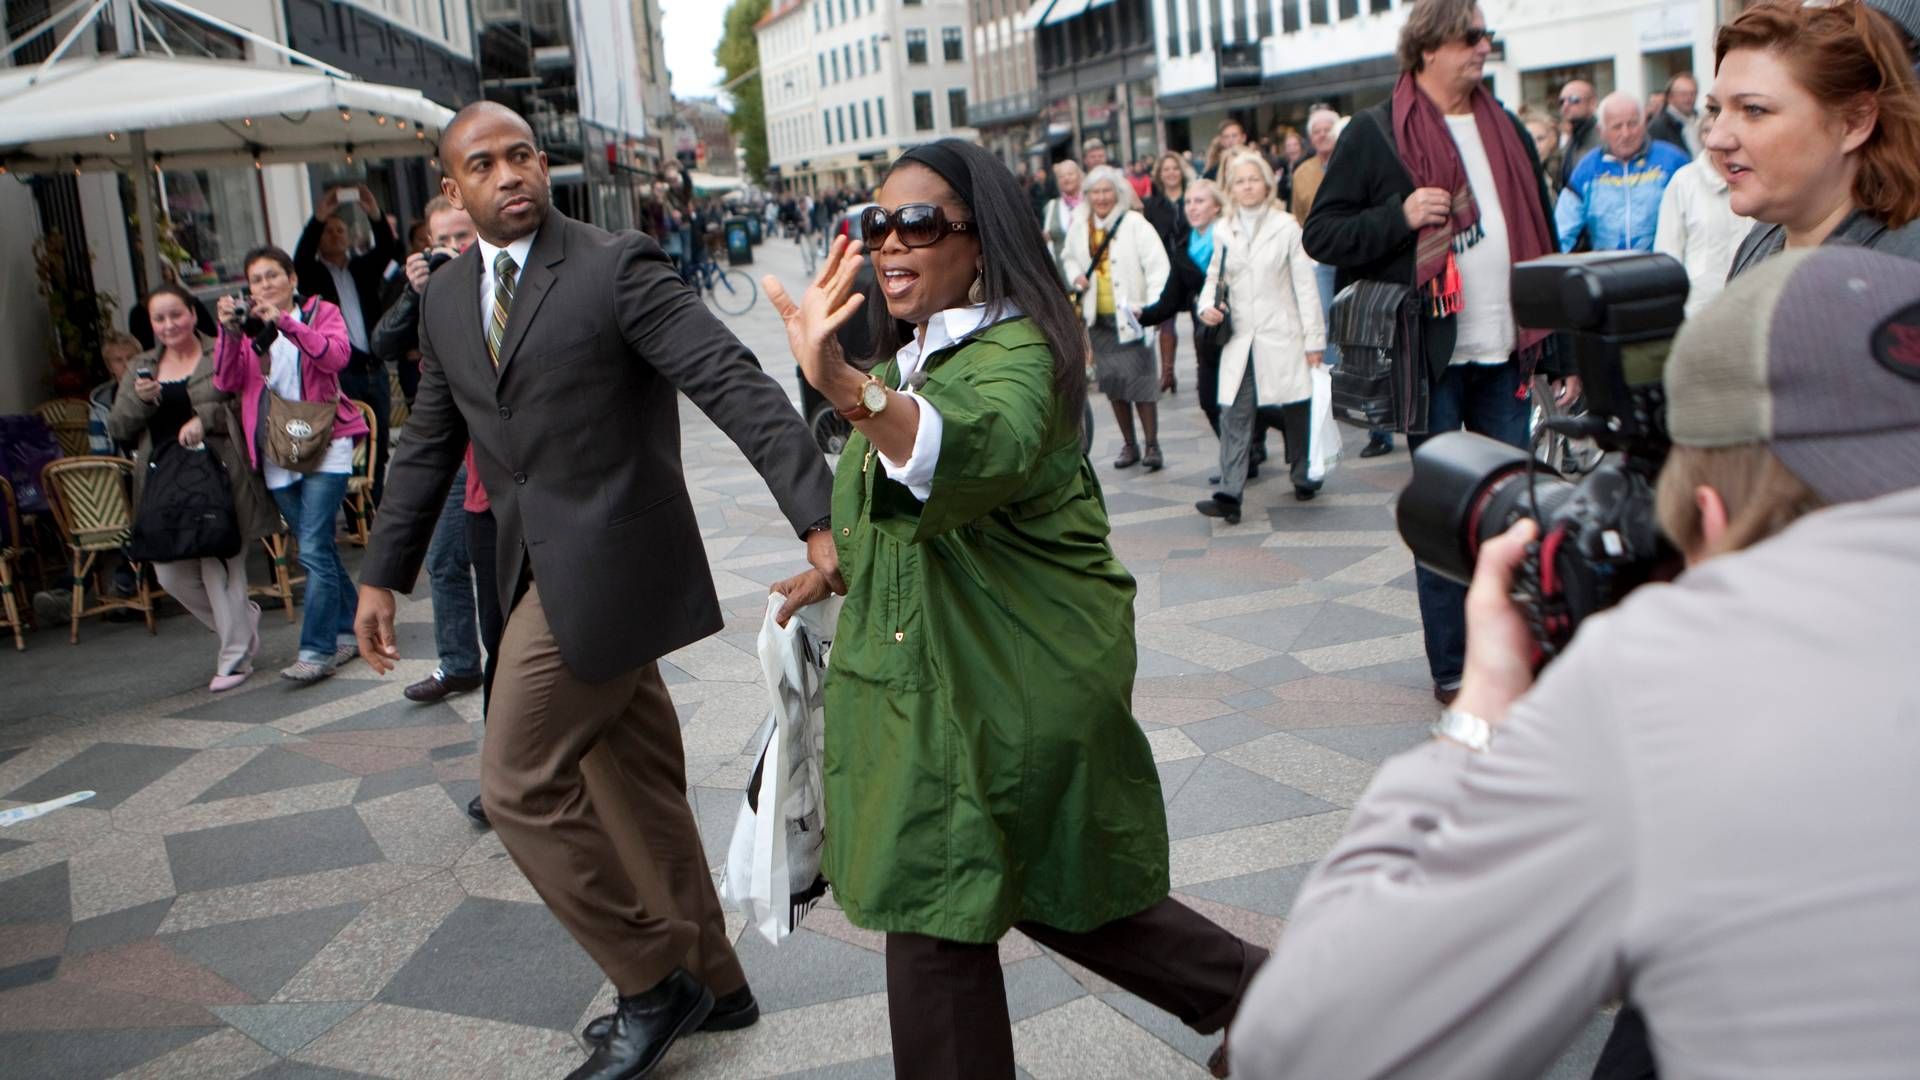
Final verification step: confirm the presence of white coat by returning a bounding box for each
[1654,160,1752,320]
[1198,204,1326,408]
[1060,210,1171,345]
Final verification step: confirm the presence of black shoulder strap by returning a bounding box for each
[1087,210,1126,271]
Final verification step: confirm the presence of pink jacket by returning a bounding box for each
[213,297,370,470]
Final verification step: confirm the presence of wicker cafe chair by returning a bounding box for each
[33,397,91,458]
[388,365,410,432]
[0,476,27,650]
[39,456,155,643]
[342,399,379,547]
[251,532,302,622]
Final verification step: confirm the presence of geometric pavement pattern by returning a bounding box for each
[0,239,1609,1079]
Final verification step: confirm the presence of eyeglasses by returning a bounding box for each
[859,203,974,249]
[1461,26,1496,47]
[1560,94,1586,107]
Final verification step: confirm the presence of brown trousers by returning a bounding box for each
[482,583,744,997]
[885,897,1268,1079]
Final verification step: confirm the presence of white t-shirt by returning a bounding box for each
[1444,114,1516,365]
[262,308,356,489]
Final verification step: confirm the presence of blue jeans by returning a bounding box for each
[426,465,481,679]
[1406,360,1530,687]
[271,472,359,664]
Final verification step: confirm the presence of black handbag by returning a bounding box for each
[128,440,242,563]
[1328,279,1428,435]
[1194,243,1233,350]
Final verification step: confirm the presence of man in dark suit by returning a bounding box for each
[354,102,837,1080]
[295,183,400,505]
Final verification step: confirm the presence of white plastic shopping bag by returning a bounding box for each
[722,592,843,945]
[1308,365,1342,483]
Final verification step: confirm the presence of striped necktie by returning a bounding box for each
[487,250,519,367]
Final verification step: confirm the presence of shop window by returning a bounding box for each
[943,26,964,61]
[906,27,928,63]
[949,88,968,127]
[159,167,267,288]
[914,90,935,130]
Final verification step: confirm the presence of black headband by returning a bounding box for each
[893,142,975,213]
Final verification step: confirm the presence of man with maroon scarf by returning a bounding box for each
[1303,0,1580,706]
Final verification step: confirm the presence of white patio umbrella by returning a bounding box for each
[0,0,456,292]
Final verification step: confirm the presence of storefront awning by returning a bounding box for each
[1042,0,1095,25]
[1017,0,1057,31]
[0,55,454,173]
[689,170,746,195]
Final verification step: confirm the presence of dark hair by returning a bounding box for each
[1397,0,1479,73]
[242,245,296,279]
[143,282,200,317]
[865,139,1089,419]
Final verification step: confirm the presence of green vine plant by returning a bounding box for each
[32,231,120,396]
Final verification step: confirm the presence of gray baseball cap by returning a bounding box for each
[1664,246,1920,504]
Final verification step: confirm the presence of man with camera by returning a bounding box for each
[1228,246,1920,1078]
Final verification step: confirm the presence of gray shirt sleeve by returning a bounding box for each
[1232,641,1637,1080]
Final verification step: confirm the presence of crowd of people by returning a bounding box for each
[12,0,1920,1077]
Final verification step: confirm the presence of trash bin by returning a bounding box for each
[746,216,764,244]
[725,217,753,266]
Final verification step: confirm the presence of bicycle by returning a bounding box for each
[686,256,757,317]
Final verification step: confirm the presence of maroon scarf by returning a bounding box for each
[1391,73,1552,356]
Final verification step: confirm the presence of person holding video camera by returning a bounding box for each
[1229,246,1920,1079]
[213,246,368,685]
[1302,0,1577,705]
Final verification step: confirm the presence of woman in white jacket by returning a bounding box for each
[1064,165,1172,470]
[1195,149,1325,522]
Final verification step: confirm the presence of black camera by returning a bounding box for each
[426,249,455,272]
[230,289,279,356]
[1395,253,1689,664]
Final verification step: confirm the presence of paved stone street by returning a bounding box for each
[0,235,1609,1078]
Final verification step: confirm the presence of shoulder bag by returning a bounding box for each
[257,298,339,473]
[1194,243,1234,350]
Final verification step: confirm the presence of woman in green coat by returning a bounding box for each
[767,140,1266,1080]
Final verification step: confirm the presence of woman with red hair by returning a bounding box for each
[1713,0,1920,275]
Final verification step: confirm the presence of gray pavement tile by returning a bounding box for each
[694,786,742,865]
[426,740,476,760]
[162,902,365,1001]
[1177,864,1316,919]
[1102,492,1180,513]
[438,779,481,815]
[774,1052,898,1079]
[1098,990,1217,1069]
[1155,757,1203,805]
[352,764,440,804]
[1263,503,1397,532]
[5,742,197,811]
[1386,569,1420,590]
[1179,714,1279,754]
[1337,658,1437,691]
[730,924,890,1014]
[0,954,60,991]
[1288,602,1423,652]
[1003,955,1088,1022]
[1135,647,1204,678]
[65,898,174,955]
[169,677,373,723]
[1226,653,1314,688]
[307,699,463,735]
[1220,689,1275,710]
[241,1062,386,1080]
[375,896,604,1031]
[1266,545,1388,578]
[1164,759,1337,841]
[215,727,298,747]
[0,1027,222,1080]
[0,863,72,924]
[0,746,23,765]
[1195,606,1321,652]
[193,748,358,805]
[1290,722,1431,765]
[166,807,385,894]
[0,836,28,855]
[213,1001,364,1056]
[1156,572,1264,609]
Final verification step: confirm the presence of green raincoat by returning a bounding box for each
[822,315,1170,944]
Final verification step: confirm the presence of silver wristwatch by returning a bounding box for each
[1430,708,1495,753]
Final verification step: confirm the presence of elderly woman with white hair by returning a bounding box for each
[1063,164,1173,470]
[1195,149,1325,522]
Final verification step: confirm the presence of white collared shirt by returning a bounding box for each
[476,231,538,341]
[323,260,369,353]
[876,302,1019,502]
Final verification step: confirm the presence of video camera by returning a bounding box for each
[1395,253,1689,665]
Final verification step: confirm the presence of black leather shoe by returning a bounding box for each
[405,669,484,703]
[1360,438,1394,459]
[466,796,491,829]
[564,968,712,1080]
[1194,497,1241,526]
[585,986,759,1044]
[1293,485,1319,501]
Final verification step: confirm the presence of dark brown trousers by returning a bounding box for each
[482,583,744,997]
[884,897,1268,1079]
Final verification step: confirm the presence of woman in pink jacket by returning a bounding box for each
[214,245,369,684]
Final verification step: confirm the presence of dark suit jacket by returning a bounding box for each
[1647,109,1691,155]
[294,215,400,366]
[360,211,835,683]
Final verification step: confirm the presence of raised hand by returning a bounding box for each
[763,235,868,404]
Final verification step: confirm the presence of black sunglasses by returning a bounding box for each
[860,203,974,249]
[1461,26,1496,47]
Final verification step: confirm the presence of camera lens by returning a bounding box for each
[427,250,453,271]
[1396,433,1577,585]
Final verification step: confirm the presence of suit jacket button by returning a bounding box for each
[513,472,527,485]
[498,405,511,419]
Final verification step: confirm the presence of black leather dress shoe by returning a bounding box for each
[466,796,491,829]
[405,670,483,703]
[1360,439,1394,459]
[564,968,712,1080]
[1194,496,1241,526]
[585,985,759,1044]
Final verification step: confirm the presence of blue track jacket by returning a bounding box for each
[1555,140,1692,252]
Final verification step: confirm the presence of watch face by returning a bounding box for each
[861,380,889,413]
